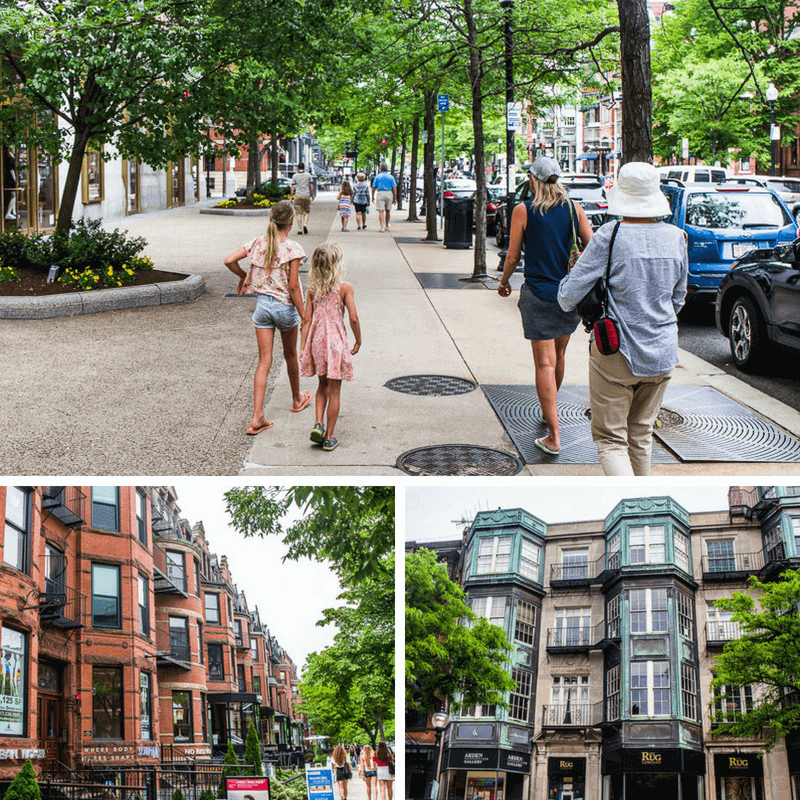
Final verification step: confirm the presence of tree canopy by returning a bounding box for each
[710,570,800,751]
[406,548,513,714]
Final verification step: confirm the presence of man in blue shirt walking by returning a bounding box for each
[371,163,397,232]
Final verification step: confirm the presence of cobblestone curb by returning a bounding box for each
[0,273,205,319]
[199,208,270,216]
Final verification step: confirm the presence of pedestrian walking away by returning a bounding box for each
[223,199,312,436]
[371,163,397,231]
[338,180,354,231]
[498,156,593,455]
[374,741,394,800]
[290,162,315,235]
[353,173,370,230]
[558,161,688,476]
[359,744,377,800]
[332,744,352,800]
[299,243,362,452]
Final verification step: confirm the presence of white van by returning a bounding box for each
[657,165,729,184]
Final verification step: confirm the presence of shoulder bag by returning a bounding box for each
[576,221,621,355]
[566,200,581,271]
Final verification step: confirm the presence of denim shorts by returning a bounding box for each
[252,294,300,331]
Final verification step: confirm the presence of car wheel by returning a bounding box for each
[495,218,506,249]
[728,295,766,372]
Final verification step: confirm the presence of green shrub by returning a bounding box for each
[243,721,263,777]
[217,741,240,798]
[199,789,217,800]
[0,259,18,283]
[260,183,291,200]
[3,760,41,800]
[272,769,307,800]
[172,790,186,800]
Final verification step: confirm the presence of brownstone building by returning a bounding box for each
[0,485,305,778]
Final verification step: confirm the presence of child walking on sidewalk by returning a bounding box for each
[300,243,361,451]
[337,180,354,231]
[224,200,312,436]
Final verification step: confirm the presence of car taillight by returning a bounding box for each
[444,190,456,198]
[487,203,498,212]
[596,202,608,209]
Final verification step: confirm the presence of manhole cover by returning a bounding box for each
[397,445,523,476]
[385,375,477,396]
[656,409,685,427]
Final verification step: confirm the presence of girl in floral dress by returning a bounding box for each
[337,180,354,231]
[224,200,312,435]
[299,243,361,451]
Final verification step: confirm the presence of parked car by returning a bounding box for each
[442,178,477,200]
[657,165,729,184]
[471,185,505,233]
[722,176,800,224]
[235,177,292,197]
[658,182,798,295]
[715,237,800,371]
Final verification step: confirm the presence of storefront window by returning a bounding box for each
[173,691,192,742]
[0,626,26,736]
[93,666,123,739]
[140,672,152,740]
[548,757,586,800]
[82,150,104,203]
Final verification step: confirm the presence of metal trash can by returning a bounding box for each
[443,197,474,249]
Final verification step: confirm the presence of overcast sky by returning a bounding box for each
[169,482,342,673]
[405,483,737,542]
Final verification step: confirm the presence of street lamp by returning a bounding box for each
[498,0,515,267]
[766,81,779,177]
[431,711,450,800]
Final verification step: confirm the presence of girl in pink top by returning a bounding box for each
[224,200,312,435]
[300,243,361,451]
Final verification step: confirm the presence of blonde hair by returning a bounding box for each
[309,243,344,296]
[261,200,294,271]
[529,175,568,214]
[361,745,374,768]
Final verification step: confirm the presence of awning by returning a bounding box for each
[576,153,599,161]
[207,692,260,704]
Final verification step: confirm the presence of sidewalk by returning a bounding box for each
[2,192,799,476]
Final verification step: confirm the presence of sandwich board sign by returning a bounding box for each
[306,765,335,800]
[226,777,270,800]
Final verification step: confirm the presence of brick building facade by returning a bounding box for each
[0,485,305,778]
[406,486,800,800]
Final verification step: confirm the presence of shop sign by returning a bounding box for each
[82,745,138,762]
[227,778,270,800]
[499,750,530,774]
[0,749,45,760]
[305,766,334,800]
[447,748,499,770]
[138,746,161,758]
[456,724,493,740]
[548,757,586,777]
[506,727,529,745]
[0,628,25,736]
[714,753,763,778]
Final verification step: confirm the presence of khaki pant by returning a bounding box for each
[588,341,671,476]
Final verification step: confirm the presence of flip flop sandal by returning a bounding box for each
[291,390,312,412]
[246,420,274,436]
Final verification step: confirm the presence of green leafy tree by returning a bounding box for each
[406,548,514,713]
[244,719,264,776]
[3,761,41,800]
[217,741,241,798]
[710,570,800,751]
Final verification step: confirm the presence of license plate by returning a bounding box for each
[732,243,757,258]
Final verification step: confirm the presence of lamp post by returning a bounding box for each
[431,711,450,800]
[766,81,779,177]
[498,0,515,267]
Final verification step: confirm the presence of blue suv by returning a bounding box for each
[659,182,798,294]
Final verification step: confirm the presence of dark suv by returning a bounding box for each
[715,237,800,371]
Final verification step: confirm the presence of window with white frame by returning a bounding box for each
[607,665,620,720]
[764,523,784,562]
[561,548,589,580]
[707,540,736,572]
[608,533,620,570]
[630,588,668,633]
[677,592,694,638]
[464,543,472,578]
[509,668,533,722]
[713,683,753,724]
[606,594,620,638]
[792,518,800,557]
[675,531,690,571]
[681,664,699,721]
[514,600,536,646]
[476,536,512,574]
[629,525,666,564]
[554,607,592,646]
[520,538,541,580]
[631,661,670,716]
[549,675,590,725]
[471,596,506,630]
[707,606,739,641]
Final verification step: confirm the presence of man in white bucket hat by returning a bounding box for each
[557,162,688,475]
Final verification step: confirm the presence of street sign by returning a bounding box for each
[682,137,689,160]
[437,94,450,112]
[771,124,781,141]
[507,101,523,132]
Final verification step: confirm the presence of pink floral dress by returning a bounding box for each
[300,284,354,381]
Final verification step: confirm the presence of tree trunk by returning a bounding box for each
[56,127,92,234]
[464,0,487,275]
[397,124,408,212]
[618,0,653,164]
[407,116,420,221]
[424,89,438,241]
[247,130,260,197]
[270,131,279,182]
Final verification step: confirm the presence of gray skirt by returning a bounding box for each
[518,281,580,340]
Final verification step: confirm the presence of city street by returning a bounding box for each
[4,192,800,476]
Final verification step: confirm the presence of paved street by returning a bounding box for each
[4,192,800,476]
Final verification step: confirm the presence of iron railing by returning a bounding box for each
[156,624,191,663]
[541,701,604,727]
[40,554,85,628]
[701,551,763,577]
[153,543,188,594]
[42,487,87,528]
[706,621,742,644]
[546,619,619,650]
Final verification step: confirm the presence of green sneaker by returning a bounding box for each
[310,423,324,445]
[322,437,339,451]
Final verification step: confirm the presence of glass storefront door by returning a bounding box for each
[719,777,755,800]
[466,773,503,800]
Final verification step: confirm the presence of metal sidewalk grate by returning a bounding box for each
[397,445,523,476]
[393,236,434,244]
[482,385,679,465]
[483,384,800,464]
[413,272,522,290]
[385,375,477,396]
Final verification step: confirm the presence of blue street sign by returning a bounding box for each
[437,94,450,112]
